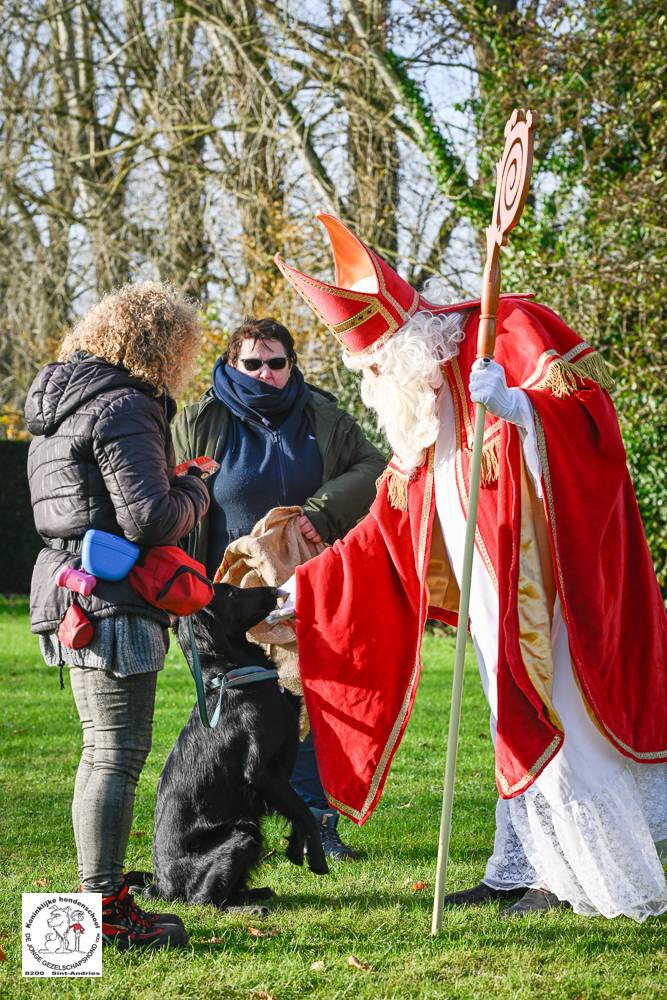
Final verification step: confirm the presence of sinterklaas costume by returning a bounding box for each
[275,214,667,920]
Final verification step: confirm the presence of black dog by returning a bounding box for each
[145,583,328,913]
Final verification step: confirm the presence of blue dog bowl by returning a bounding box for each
[81,529,140,581]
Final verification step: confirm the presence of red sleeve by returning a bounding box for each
[295,459,437,823]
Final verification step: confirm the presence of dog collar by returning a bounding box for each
[186,617,280,730]
[208,666,280,691]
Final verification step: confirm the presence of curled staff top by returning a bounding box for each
[478,108,536,358]
[488,109,536,248]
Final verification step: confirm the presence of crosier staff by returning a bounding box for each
[431,108,536,936]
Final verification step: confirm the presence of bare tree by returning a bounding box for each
[341,0,399,257]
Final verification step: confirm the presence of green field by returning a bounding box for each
[1,598,665,999]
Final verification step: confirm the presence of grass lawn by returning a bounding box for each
[0,597,665,999]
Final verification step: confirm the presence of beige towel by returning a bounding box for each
[215,505,327,737]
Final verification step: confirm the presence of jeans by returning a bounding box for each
[69,667,157,894]
[290,731,329,810]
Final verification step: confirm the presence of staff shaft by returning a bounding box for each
[429,107,535,936]
[430,400,487,935]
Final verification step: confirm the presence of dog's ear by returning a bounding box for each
[203,582,236,613]
[193,583,250,649]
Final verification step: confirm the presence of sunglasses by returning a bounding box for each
[239,356,289,372]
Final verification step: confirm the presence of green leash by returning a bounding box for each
[186,616,279,729]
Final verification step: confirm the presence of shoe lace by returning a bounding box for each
[115,884,153,928]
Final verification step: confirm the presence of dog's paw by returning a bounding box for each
[123,869,154,891]
[285,841,305,866]
[306,852,329,876]
[124,870,160,899]
[240,887,276,902]
[221,903,270,917]
[286,822,305,866]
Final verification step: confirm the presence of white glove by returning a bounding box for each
[469,359,531,429]
[470,359,543,496]
[265,573,296,624]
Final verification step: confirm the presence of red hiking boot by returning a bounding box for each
[102,884,189,950]
[121,872,185,927]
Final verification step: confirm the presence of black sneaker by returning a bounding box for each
[500,887,571,918]
[443,882,526,907]
[313,808,359,862]
[102,884,189,950]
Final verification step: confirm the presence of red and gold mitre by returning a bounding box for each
[275,214,469,355]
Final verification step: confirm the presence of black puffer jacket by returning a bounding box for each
[25,353,210,633]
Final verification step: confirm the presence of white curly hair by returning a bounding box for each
[343,280,465,468]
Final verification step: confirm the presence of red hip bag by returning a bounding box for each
[129,546,214,616]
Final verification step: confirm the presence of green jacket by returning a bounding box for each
[172,385,387,566]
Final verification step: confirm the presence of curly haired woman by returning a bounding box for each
[24,283,210,950]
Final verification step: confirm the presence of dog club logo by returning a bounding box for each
[22,893,102,977]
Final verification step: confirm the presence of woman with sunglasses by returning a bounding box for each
[172,317,385,860]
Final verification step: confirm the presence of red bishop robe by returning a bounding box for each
[294,297,667,825]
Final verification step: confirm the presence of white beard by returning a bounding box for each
[359,370,440,469]
[345,307,465,469]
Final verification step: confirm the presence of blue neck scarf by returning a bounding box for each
[212,359,307,427]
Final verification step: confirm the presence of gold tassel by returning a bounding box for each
[572,352,616,391]
[540,359,580,398]
[376,466,409,511]
[481,436,501,484]
[541,351,615,398]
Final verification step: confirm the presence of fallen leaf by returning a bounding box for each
[248,927,279,939]
[207,936,223,944]
[412,881,428,892]
[250,992,276,1000]
[0,945,5,961]
[33,877,48,887]
[347,954,370,971]
[130,830,146,838]
[310,960,325,972]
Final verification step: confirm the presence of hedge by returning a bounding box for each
[0,441,41,595]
